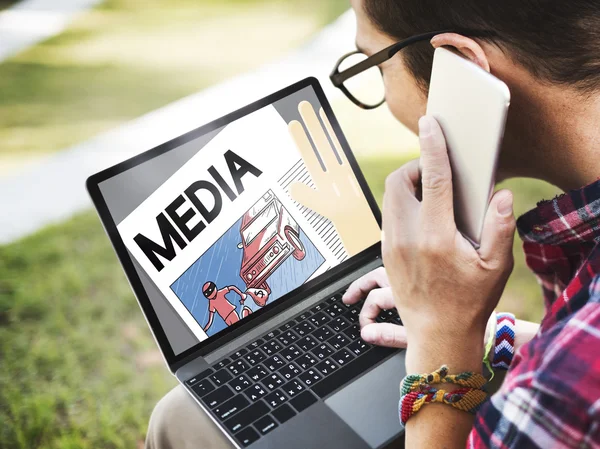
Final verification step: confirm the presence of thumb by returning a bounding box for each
[361,323,407,348]
[478,189,516,266]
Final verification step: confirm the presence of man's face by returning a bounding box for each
[350,0,428,135]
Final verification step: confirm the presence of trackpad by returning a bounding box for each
[325,351,406,448]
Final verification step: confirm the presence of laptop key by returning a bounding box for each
[295,321,315,337]
[290,390,318,412]
[235,426,260,447]
[309,312,330,327]
[343,308,360,323]
[185,368,213,387]
[214,394,250,421]
[295,353,318,370]
[279,363,301,381]
[248,338,265,350]
[231,348,248,360]
[330,316,351,333]
[313,347,397,399]
[204,385,235,409]
[264,389,287,408]
[264,354,285,372]
[282,379,305,397]
[278,330,298,346]
[298,368,322,387]
[191,378,215,397]
[254,415,278,435]
[244,384,268,402]
[272,403,296,424]
[262,340,282,356]
[224,400,269,433]
[247,364,270,382]
[228,360,250,376]
[214,358,231,371]
[280,319,297,331]
[230,374,252,393]
[263,373,285,390]
[280,345,302,362]
[347,339,371,357]
[297,311,312,321]
[344,323,361,340]
[332,348,355,367]
[329,334,350,351]
[244,349,266,366]
[264,329,280,341]
[312,325,333,342]
[310,302,327,314]
[326,303,346,317]
[296,335,318,352]
[313,343,334,360]
[315,359,339,377]
[211,369,233,386]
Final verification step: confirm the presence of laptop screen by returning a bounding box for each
[95,82,381,358]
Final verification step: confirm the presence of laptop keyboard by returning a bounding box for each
[184,289,402,447]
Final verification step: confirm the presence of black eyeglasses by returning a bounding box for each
[330,29,496,110]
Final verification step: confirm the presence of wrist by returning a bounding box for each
[406,329,484,375]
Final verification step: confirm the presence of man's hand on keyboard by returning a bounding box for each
[342,267,407,348]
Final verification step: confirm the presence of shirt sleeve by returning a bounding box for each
[467,279,600,449]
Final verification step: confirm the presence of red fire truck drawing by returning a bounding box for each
[237,190,306,299]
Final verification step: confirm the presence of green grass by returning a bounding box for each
[0,0,348,159]
[0,154,560,448]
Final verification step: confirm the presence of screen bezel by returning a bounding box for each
[86,77,382,371]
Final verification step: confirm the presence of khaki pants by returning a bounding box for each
[146,385,233,449]
[145,372,504,449]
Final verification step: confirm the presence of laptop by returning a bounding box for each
[87,77,406,449]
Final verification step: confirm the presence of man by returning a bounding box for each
[202,281,251,333]
[146,1,600,448]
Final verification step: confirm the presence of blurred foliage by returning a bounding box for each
[0,152,559,447]
[0,0,348,158]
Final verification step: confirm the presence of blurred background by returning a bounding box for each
[0,1,559,447]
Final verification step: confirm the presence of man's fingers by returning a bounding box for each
[289,119,326,186]
[289,182,327,217]
[361,323,407,348]
[299,101,339,174]
[478,189,516,267]
[418,115,454,226]
[358,288,395,328]
[342,267,389,304]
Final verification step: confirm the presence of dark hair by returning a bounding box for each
[363,0,600,93]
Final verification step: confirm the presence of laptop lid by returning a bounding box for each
[87,77,382,371]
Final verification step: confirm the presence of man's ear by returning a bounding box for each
[430,33,490,72]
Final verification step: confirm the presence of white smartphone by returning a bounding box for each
[426,47,511,247]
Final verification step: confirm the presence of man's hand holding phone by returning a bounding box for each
[345,116,516,377]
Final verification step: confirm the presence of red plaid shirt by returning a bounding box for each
[469,179,600,448]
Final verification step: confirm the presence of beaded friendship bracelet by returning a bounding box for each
[492,312,516,370]
[399,385,488,425]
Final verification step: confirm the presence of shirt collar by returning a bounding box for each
[517,179,600,245]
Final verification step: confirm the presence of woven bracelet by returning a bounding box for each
[492,313,516,370]
[400,365,487,396]
[399,386,488,425]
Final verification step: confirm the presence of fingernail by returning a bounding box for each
[361,326,375,342]
[497,191,514,216]
[418,116,433,138]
